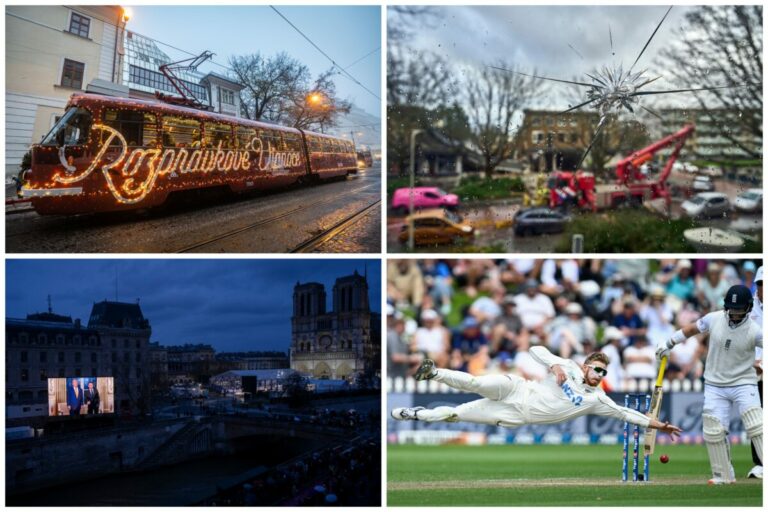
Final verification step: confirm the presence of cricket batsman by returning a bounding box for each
[391,346,682,437]
[656,284,763,484]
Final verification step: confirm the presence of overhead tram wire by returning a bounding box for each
[269,5,381,102]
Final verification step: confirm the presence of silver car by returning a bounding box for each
[681,192,730,218]
[734,188,762,213]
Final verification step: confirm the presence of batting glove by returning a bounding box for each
[655,340,673,360]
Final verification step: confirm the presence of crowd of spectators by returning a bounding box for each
[387,259,761,391]
[202,436,380,506]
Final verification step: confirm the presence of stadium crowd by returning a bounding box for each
[387,259,761,391]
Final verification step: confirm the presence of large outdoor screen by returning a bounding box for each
[47,377,114,417]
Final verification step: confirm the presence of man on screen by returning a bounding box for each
[85,381,100,415]
[67,378,85,416]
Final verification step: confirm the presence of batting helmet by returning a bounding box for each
[724,284,753,327]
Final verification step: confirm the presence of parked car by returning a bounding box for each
[391,187,459,215]
[681,192,731,218]
[692,175,715,192]
[398,208,474,246]
[513,207,569,236]
[734,188,763,213]
[699,166,723,177]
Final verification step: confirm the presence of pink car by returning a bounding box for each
[391,187,459,215]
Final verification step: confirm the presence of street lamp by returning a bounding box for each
[408,129,424,251]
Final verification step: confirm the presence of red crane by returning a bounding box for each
[549,124,695,211]
[155,50,214,110]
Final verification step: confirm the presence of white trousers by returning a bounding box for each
[703,384,761,430]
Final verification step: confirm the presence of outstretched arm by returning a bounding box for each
[529,346,572,384]
[656,322,701,360]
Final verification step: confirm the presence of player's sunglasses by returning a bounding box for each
[588,365,608,377]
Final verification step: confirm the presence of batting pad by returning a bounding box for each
[741,406,763,464]
[703,414,732,481]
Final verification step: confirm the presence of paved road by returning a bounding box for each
[6,164,381,253]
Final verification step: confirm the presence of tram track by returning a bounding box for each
[289,199,381,253]
[174,182,378,253]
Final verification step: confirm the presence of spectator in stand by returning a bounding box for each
[600,326,625,392]
[452,259,496,297]
[640,285,675,348]
[539,259,580,298]
[514,279,556,340]
[499,259,539,288]
[666,259,696,304]
[666,328,703,381]
[450,317,489,374]
[412,309,450,369]
[387,260,424,307]
[696,262,729,312]
[612,298,647,346]
[490,295,526,358]
[387,305,422,379]
[546,302,595,359]
[742,261,757,290]
[468,286,505,333]
[597,272,630,322]
[422,259,454,316]
[623,334,657,380]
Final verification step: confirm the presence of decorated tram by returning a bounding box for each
[20,94,358,215]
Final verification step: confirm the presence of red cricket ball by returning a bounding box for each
[660,454,669,464]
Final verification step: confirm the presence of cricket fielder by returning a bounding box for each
[391,346,682,437]
[657,284,763,484]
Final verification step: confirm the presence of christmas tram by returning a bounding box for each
[19,94,358,215]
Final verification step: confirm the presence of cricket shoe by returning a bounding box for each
[747,465,763,479]
[414,359,437,381]
[707,477,736,485]
[391,407,425,421]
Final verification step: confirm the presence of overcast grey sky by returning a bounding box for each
[392,5,695,110]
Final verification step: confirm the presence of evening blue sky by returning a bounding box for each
[6,259,381,353]
[127,5,381,117]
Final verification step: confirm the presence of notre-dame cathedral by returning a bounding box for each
[290,271,379,381]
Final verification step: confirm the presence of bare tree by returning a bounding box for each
[656,5,762,159]
[465,63,539,178]
[284,69,351,131]
[229,53,349,132]
[387,6,442,45]
[229,52,308,122]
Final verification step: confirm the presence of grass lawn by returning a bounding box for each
[388,444,762,506]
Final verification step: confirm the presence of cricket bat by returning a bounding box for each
[643,355,667,456]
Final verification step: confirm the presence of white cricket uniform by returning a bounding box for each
[421,346,649,428]
[750,297,762,368]
[698,311,763,428]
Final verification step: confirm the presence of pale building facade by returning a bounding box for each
[290,272,377,381]
[6,5,128,177]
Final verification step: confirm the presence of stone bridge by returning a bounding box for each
[6,415,353,494]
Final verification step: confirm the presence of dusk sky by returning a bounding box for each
[6,259,381,353]
[127,5,381,117]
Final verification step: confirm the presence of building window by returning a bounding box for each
[58,352,65,363]
[91,352,98,363]
[68,12,91,38]
[61,59,85,89]
[21,369,29,382]
[112,353,117,364]
[221,88,235,105]
[75,352,81,363]
[75,368,81,377]
[136,352,141,363]
[40,369,47,381]
[40,351,47,363]
[129,65,208,102]
[21,351,28,363]
[59,368,65,378]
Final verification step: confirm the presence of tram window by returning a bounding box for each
[308,136,322,152]
[204,122,233,149]
[162,116,201,148]
[262,130,283,151]
[283,133,302,152]
[41,107,92,146]
[321,139,333,153]
[103,110,157,147]
[236,127,256,149]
